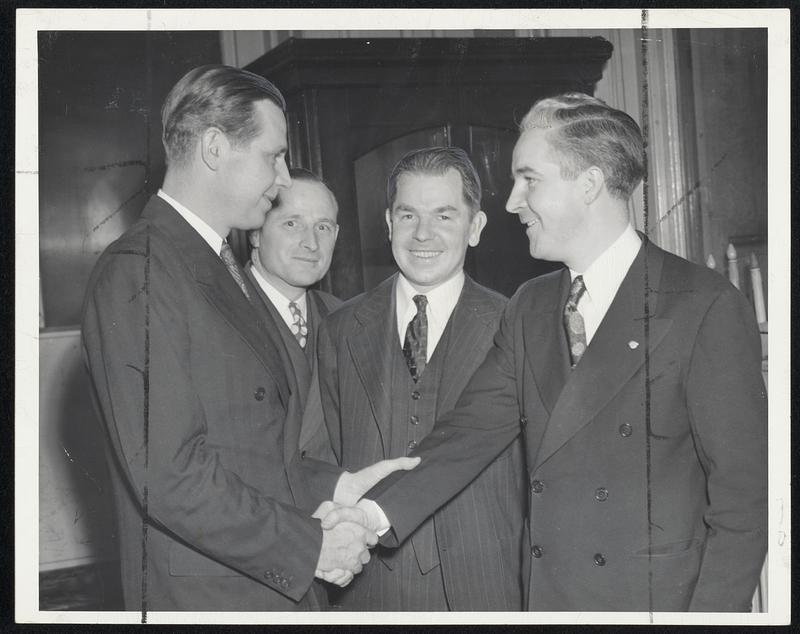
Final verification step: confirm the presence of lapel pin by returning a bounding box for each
[628,340,639,349]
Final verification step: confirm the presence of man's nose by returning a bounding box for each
[275,156,291,189]
[505,181,525,215]
[300,227,319,251]
[413,217,433,241]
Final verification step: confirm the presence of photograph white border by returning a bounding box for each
[16,7,791,625]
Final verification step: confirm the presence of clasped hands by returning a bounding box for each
[313,456,419,587]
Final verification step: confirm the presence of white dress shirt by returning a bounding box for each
[395,271,465,359]
[158,189,224,255]
[569,224,642,344]
[249,264,308,329]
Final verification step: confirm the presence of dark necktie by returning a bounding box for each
[564,275,587,368]
[219,240,251,301]
[288,301,308,349]
[403,294,428,382]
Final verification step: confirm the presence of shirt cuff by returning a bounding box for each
[357,499,391,536]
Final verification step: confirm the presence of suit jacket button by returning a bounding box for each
[410,415,419,425]
[519,416,528,427]
[411,390,421,400]
[531,544,544,558]
[300,450,307,459]
[619,423,633,437]
[594,487,609,502]
[593,553,606,566]
[264,570,273,579]
[407,440,418,453]
[254,387,266,401]
[531,479,544,494]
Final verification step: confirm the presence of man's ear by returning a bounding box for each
[384,208,393,242]
[468,210,488,247]
[200,127,227,171]
[581,166,605,204]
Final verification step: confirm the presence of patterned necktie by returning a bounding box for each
[403,294,428,382]
[564,275,587,368]
[219,241,251,301]
[288,301,308,349]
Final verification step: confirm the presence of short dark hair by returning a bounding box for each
[386,146,482,214]
[520,93,645,200]
[161,64,286,166]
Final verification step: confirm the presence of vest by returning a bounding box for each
[386,320,454,574]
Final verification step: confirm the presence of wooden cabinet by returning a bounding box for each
[246,36,612,299]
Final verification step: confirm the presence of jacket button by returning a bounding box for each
[254,387,266,401]
[531,479,544,494]
[407,440,417,453]
[300,450,307,460]
[594,487,609,502]
[264,570,273,579]
[619,423,633,437]
[593,553,606,566]
[411,390,421,400]
[410,415,419,425]
[531,544,544,558]
[519,416,528,427]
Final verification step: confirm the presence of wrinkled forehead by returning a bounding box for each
[272,179,338,220]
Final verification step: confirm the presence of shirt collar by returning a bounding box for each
[569,223,642,304]
[250,264,307,319]
[396,270,465,326]
[158,189,225,255]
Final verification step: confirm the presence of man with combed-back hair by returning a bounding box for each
[322,93,767,612]
[82,65,416,611]
[305,146,526,610]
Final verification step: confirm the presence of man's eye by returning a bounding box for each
[439,215,451,221]
[285,220,296,228]
[317,224,331,232]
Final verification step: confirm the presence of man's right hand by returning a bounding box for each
[314,515,377,587]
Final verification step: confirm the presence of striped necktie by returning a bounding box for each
[219,241,251,301]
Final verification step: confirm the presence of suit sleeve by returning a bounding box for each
[82,249,322,602]
[369,293,524,546]
[685,286,768,611]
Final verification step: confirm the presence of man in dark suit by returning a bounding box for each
[244,168,342,425]
[325,94,767,612]
[82,65,408,611]
[309,147,526,610]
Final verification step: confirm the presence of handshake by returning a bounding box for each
[313,456,419,587]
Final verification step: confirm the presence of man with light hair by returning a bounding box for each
[325,93,767,612]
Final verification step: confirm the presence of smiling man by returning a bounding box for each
[327,93,767,612]
[308,147,526,610]
[245,168,342,412]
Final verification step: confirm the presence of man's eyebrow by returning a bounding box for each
[512,165,541,177]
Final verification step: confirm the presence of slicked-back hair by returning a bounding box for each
[161,64,286,167]
[520,93,645,200]
[386,146,482,215]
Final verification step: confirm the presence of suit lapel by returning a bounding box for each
[522,269,572,415]
[347,276,397,458]
[144,200,291,407]
[533,242,672,471]
[436,276,501,413]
